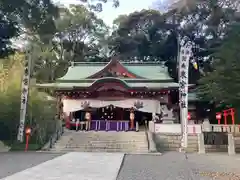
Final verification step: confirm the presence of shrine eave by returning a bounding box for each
[56,78,174,83]
[36,82,195,91]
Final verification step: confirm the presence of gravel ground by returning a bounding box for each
[117,152,240,180]
[0,152,64,179]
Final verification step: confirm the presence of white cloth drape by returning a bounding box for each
[62,98,161,115]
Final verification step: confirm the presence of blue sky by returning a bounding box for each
[54,0,156,25]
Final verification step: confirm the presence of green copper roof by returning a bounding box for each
[125,65,172,80]
[57,62,173,81]
[58,65,103,80]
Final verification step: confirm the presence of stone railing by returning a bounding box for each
[202,124,240,133]
[149,121,239,155]
[198,133,236,155]
[42,120,64,151]
[150,122,240,134]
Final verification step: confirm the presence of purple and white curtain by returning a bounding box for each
[62,98,161,116]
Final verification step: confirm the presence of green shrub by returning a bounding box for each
[0,53,57,150]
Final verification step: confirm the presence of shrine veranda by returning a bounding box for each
[36,58,199,131]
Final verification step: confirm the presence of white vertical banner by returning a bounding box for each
[17,50,32,142]
[179,42,192,148]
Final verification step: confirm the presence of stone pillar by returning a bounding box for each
[135,121,139,132]
[228,133,236,155]
[148,121,155,132]
[148,131,157,153]
[198,133,205,154]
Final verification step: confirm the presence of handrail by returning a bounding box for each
[42,120,64,150]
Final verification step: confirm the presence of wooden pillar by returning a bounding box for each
[55,95,59,119]
[223,111,227,125]
[56,95,62,120]
[167,90,171,104]
[130,109,135,129]
[65,113,71,129]
[85,111,91,130]
[231,108,235,125]
[121,108,124,120]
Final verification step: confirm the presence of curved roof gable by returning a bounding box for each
[87,58,140,79]
[57,60,173,81]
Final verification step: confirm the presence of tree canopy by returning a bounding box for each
[197,22,240,107]
[31,4,109,83]
[78,0,119,12]
[0,0,59,56]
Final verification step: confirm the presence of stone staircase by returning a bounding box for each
[50,130,149,153]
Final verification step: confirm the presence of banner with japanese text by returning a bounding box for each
[179,43,192,147]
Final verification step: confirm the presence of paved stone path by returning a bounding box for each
[0,152,63,179]
[117,152,240,180]
[1,152,240,180]
[0,152,124,180]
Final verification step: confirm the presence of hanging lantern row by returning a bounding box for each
[58,91,91,95]
[56,91,91,96]
[129,90,176,95]
[56,89,179,96]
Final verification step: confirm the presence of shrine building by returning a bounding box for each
[36,58,198,131]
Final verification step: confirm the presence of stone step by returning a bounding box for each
[67,139,147,142]
[52,146,148,150]
[54,146,148,149]
[51,147,148,152]
[55,142,147,146]
[51,146,148,150]
[52,148,146,153]
[50,131,148,153]
[54,143,148,147]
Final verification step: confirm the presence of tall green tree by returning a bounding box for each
[109,0,240,83]
[0,14,18,57]
[0,0,59,57]
[31,5,109,83]
[108,10,193,81]
[197,23,240,107]
[78,0,119,12]
[54,5,109,62]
